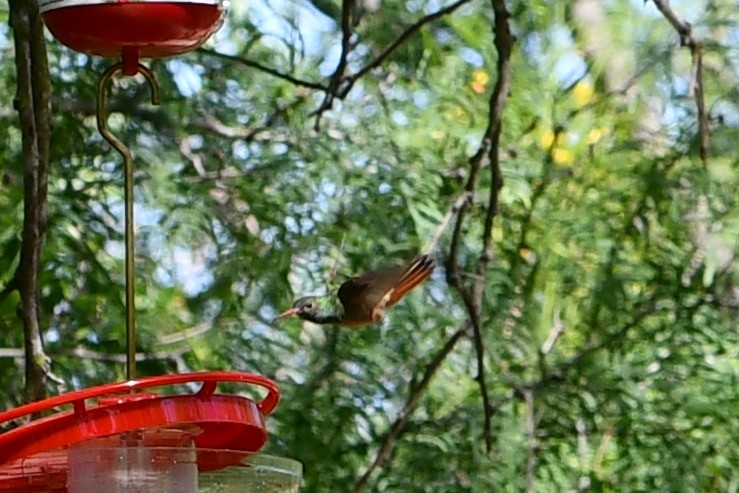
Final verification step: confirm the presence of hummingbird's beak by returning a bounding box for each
[273,307,299,322]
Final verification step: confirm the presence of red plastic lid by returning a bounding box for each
[39,1,225,60]
[0,371,280,466]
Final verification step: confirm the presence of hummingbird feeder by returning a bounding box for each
[0,1,302,491]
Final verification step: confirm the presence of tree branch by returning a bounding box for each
[198,48,327,91]
[523,389,537,493]
[313,0,356,129]
[474,0,513,451]
[10,0,52,404]
[575,418,591,491]
[342,0,473,94]
[0,346,191,363]
[425,191,472,254]
[445,0,514,453]
[540,308,565,355]
[0,322,214,364]
[313,0,473,127]
[154,322,214,345]
[650,0,709,167]
[350,325,468,493]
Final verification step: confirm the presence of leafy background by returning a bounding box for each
[1,0,738,491]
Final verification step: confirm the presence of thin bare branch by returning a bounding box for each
[192,112,265,140]
[0,321,212,364]
[536,308,566,400]
[198,48,327,91]
[343,0,473,92]
[0,348,24,359]
[350,325,468,493]
[0,346,191,363]
[445,0,514,453]
[650,0,709,167]
[592,424,613,475]
[193,96,302,141]
[179,136,207,177]
[524,389,537,493]
[314,0,473,127]
[69,347,191,363]
[575,419,591,491]
[155,322,214,345]
[693,49,709,166]
[313,0,356,129]
[540,308,565,355]
[425,191,473,254]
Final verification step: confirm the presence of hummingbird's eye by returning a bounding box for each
[304,301,315,310]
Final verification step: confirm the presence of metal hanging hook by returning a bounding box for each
[96,63,160,381]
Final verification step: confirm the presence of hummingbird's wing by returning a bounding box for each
[337,255,435,325]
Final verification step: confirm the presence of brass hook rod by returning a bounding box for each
[96,63,160,381]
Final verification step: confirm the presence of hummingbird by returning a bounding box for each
[274,254,435,327]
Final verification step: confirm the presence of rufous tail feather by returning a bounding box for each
[386,255,435,307]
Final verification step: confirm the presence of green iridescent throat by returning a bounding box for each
[303,295,345,324]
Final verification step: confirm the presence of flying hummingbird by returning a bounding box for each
[274,254,435,327]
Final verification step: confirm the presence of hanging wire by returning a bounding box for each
[96,63,160,381]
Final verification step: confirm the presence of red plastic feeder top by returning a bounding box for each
[0,372,288,492]
[0,371,279,466]
[39,0,227,65]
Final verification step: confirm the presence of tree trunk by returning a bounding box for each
[9,0,53,403]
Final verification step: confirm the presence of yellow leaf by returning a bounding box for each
[540,130,555,148]
[540,130,566,149]
[552,147,574,165]
[573,81,594,107]
[587,127,606,144]
[472,69,489,85]
[471,81,486,94]
[469,69,489,93]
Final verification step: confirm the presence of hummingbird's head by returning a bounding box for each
[274,296,321,323]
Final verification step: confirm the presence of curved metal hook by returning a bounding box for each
[96,63,160,159]
[96,63,160,381]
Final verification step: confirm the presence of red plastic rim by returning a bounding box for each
[0,371,280,466]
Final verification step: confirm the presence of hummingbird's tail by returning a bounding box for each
[385,254,435,307]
